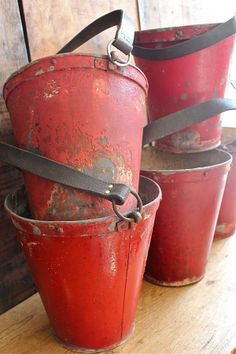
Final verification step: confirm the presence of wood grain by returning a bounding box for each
[138,0,236,29]
[0,236,235,354]
[22,0,140,60]
[0,0,35,314]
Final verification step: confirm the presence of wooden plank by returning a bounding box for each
[22,0,140,60]
[0,236,236,353]
[0,0,36,314]
[138,0,236,29]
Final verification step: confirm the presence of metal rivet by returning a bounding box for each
[105,190,111,194]
[108,184,113,189]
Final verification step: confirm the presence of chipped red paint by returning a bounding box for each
[141,148,231,286]
[5,176,161,351]
[134,23,235,153]
[215,128,236,239]
[3,54,148,220]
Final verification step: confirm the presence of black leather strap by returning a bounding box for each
[57,9,134,55]
[1,99,235,202]
[133,15,236,60]
[0,143,130,206]
[143,98,236,145]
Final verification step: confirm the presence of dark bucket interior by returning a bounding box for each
[5,176,161,221]
[141,147,232,172]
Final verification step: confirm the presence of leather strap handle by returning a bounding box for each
[0,142,131,206]
[133,15,236,60]
[57,9,134,63]
[143,98,236,145]
[0,98,235,211]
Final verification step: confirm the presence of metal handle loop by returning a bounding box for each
[112,189,143,223]
[107,39,132,67]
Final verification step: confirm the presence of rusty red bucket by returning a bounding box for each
[5,176,161,351]
[133,16,236,153]
[215,127,236,239]
[141,148,231,286]
[3,10,148,221]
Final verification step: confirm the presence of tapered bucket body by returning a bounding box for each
[134,21,235,152]
[215,127,236,239]
[141,148,231,286]
[5,176,161,351]
[3,54,148,221]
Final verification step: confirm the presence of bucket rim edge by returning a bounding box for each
[3,53,148,99]
[141,148,232,174]
[4,176,162,225]
[134,21,219,38]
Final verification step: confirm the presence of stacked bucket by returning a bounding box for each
[2,11,162,351]
[133,16,236,285]
[1,10,236,352]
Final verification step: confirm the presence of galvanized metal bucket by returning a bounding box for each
[215,127,236,239]
[141,148,231,286]
[5,176,161,351]
[133,16,236,153]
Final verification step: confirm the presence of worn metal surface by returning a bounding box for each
[141,147,231,286]
[5,176,161,351]
[215,127,236,239]
[134,23,235,153]
[4,54,148,220]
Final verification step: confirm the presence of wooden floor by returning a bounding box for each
[0,235,236,354]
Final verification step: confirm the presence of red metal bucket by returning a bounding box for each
[5,176,161,351]
[215,127,236,239]
[141,148,231,286]
[3,54,147,221]
[133,16,236,153]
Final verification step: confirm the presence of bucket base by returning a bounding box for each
[214,232,235,240]
[54,325,135,353]
[145,273,204,287]
[214,224,235,240]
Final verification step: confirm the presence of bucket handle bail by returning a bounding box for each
[57,9,134,67]
[0,143,142,223]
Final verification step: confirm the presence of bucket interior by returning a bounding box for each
[141,147,231,172]
[5,176,161,222]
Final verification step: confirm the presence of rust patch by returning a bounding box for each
[30,223,41,236]
[171,130,200,150]
[43,80,60,100]
[175,29,184,39]
[35,69,45,76]
[215,223,234,234]
[99,137,108,146]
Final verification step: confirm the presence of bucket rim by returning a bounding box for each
[134,22,218,39]
[3,52,148,100]
[4,176,161,225]
[141,147,232,174]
